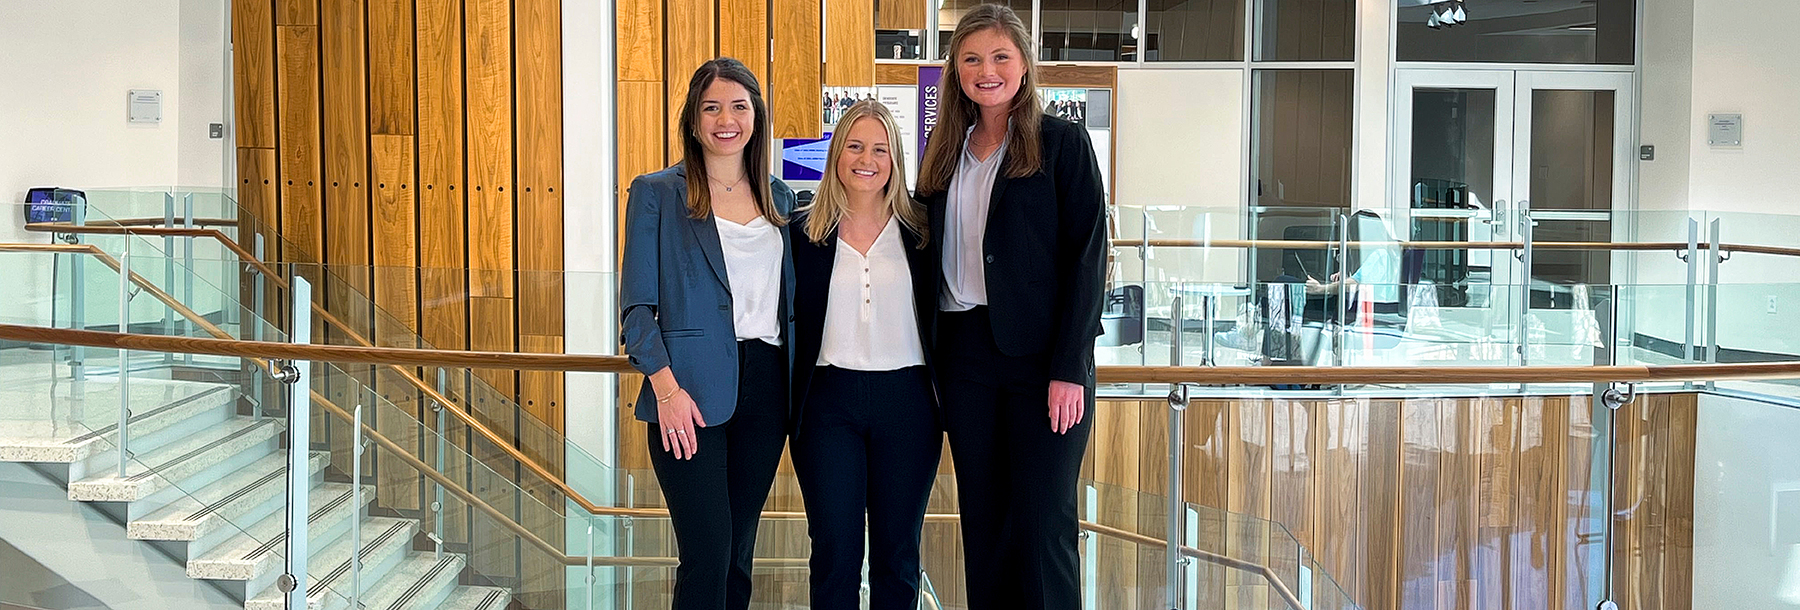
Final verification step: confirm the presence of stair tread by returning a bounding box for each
[0,382,233,463]
[68,416,281,502]
[436,586,511,610]
[186,482,374,581]
[128,450,329,541]
[242,515,418,608]
[359,552,467,610]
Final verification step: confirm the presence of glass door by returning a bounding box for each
[1513,71,1635,293]
[1393,69,1517,312]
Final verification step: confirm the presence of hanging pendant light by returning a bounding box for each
[1438,4,1458,27]
[1427,10,1442,28]
[1452,2,1468,24]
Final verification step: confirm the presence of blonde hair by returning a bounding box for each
[916,3,1043,196]
[801,100,928,248]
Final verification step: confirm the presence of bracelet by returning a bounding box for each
[656,390,677,404]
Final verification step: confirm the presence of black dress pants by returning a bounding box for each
[792,365,942,610]
[936,307,1093,610]
[647,340,789,610]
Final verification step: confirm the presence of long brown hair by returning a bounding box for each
[678,57,783,224]
[915,4,1043,196]
[801,100,928,247]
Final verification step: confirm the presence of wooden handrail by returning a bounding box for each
[9,323,1800,387]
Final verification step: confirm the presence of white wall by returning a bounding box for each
[1693,393,1800,610]
[1112,68,1246,285]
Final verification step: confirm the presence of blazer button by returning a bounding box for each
[719,304,730,311]
[984,254,995,264]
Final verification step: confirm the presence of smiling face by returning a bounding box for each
[955,27,1026,114]
[695,78,755,159]
[835,116,893,198]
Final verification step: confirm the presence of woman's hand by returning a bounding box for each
[1047,380,1085,434]
[657,389,707,460]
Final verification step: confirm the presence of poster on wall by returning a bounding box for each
[918,66,942,160]
[1041,88,1089,127]
[780,135,832,182]
[876,85,920,191]
[822,87,877,129]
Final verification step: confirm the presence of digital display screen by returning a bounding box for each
[779,134,832,182]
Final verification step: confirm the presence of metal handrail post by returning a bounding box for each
[251,236,266,418]
[163,192,176,362]
[1519,212,1535,372]
[182,192,195,365]
[1706,218,1722,391]
[280,275,314,607]
[1166,384,1189,610]
[351,403,365,607]
[1336,214,1349,369]
[117,237,132,478]
[71,201,87,382]
[1684,218,1699,362]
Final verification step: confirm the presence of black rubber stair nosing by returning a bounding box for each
[314,521,410,593]
[186,467,286,521]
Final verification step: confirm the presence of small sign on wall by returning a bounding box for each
[1707,113,1742,148]
[128,89,162,124]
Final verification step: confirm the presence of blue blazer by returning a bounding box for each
[619,164,798,426]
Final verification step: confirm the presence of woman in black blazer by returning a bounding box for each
[913,5,1106,609]
[790,100,941,610]
[619,57,797,610]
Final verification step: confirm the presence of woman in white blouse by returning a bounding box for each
[788,100,940,610]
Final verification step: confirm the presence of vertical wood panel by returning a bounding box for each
[617,81,667,252]
[1663,396,1697,610]
[665,0,715,164]
[876,0,926,30]
[236,147,280,246]
[1399,399,1443,609]
[321,0,372,331]
[518,0,564,340]
[718,0,769,89]
[466,0,515,299]
[233,0,277,148]
[277,0,317,25]
[371,135,419,339]
[416,0,467,352]
[616,0,663,81]
[1362,399,1402,610]
[277,25,323,263]
[368,0,416,135]
[470,296,517,396]
[771,0,822,139]
[824,0,875,87]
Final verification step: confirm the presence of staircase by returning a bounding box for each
[0,356,511,610]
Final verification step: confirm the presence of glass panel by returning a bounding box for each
[937,0,1033,60]
[1147,0,1246,61]
[1252,70,1354,210]
[1040,0,1140,61]
[1410,88,1498,212]
[1529,89,1616,212]
[1532,218,1612,287]
[1396,0,1635,64]
[1254,0,1354,61]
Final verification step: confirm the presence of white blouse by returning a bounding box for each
[818,217,924,370]
[715,215,783,346]
[939,126,1008,312]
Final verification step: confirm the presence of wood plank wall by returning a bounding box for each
[234,0,567,603]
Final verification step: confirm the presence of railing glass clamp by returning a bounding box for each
[270,360,300,384]
[1601,382,1637,411]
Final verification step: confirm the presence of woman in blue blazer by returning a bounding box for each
[619,57,797,610]
[789,101,940,610]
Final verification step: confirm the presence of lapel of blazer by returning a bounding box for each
[675,164,733,294]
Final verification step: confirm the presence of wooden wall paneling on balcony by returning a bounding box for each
[415,0,468,357]
[276,25,323,264]
[1362,399,1403,610]
[874,62,917,85]
[368,0,415,135]
[466,0,514,300]
[717,0,769,89]
[876,0,925,30]
[277,0,317,26]
[321,0,372,328]
[614,79,664,442]
[824,0,875,87]
[664,0,715,165]
[616,0,662,82]
[771,0,822,139]
[1223,399,1271,609]
[233,0,276,148]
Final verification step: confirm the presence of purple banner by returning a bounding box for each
[918,66,942,158]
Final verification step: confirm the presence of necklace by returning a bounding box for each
[710,174,747,193]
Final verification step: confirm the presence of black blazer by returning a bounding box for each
[919,114,1108,387]
[789,211,939,426]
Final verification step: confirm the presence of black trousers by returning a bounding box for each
[935,308,1093,610]
[792,366,942,610]
[648,340,789,610]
